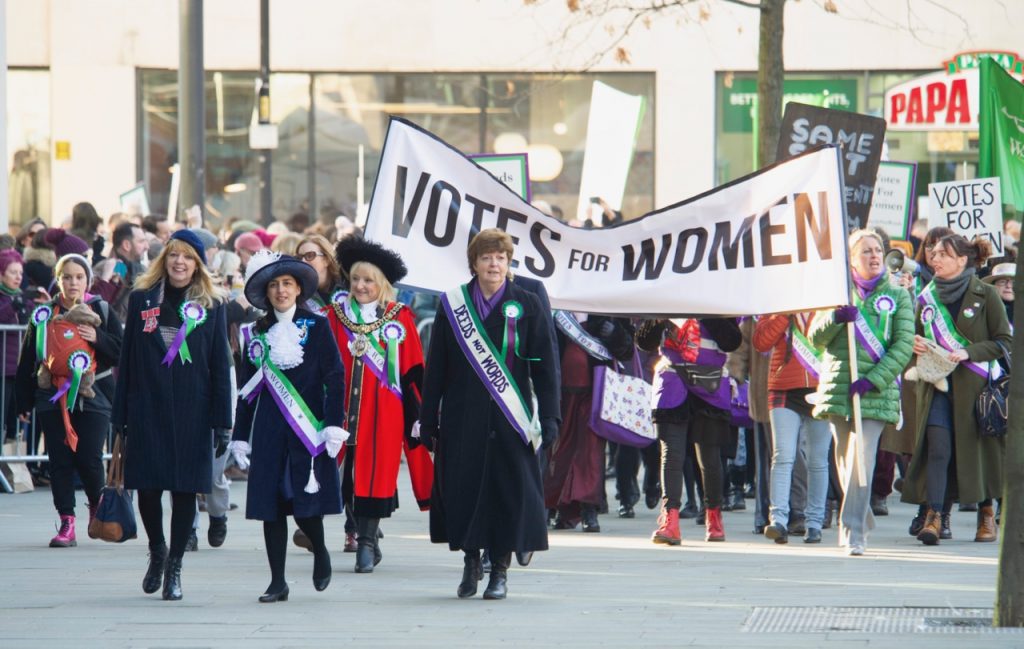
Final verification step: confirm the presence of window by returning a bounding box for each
[7,69,51,226]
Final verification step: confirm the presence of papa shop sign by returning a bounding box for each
[885,51,1024,131]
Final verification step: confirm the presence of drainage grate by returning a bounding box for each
[742,607,1024,634]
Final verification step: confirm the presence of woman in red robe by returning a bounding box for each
[325,238,433,573]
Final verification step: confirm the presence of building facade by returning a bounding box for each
[5,0,1019,231]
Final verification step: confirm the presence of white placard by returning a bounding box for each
[575,81,645,222]
[363,118,851,316]
[867,161,917,239]
[927,177,1004,255]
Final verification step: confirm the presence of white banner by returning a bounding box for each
[363,118,851,316]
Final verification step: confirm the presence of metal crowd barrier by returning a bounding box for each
[0,324,115,494]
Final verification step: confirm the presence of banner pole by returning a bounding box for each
[847,320,867,486]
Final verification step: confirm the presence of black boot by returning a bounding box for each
[162,556,183,601]
[354,517,380,573]
[581,505,601,533]
[313,548,332,591]
[142,543,167,594]
[483,552,511,600]
[207,515,227,548]
[457,550,483,598]
[481,549,492,574]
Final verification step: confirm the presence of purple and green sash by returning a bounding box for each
[918,283,1003,380]
[239,328,326,456]
[333,293,403,398]
[554,310,612,361]
[850,293,895,363]
[441,284,541,450]
[789,324,822,379]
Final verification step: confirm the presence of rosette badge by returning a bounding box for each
[32,305,54,360]
[248,337,267,366]
[382,321,407,390]
[162,301,209,367]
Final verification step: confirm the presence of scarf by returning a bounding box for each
[664,319,701,363]
[470,278,506,321]
[0,284,20,297]
[851,269,884,300]
[934,267,975,305]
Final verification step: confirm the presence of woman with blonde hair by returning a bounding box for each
[809,229,914,556]
[113,230,234,600]
[323,237,433,572]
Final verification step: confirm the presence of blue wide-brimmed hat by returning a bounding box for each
[243,249,319,311]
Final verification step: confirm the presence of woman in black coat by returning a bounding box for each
[15,253,122,547]
[112,230,233,601]
[420,228,560,601]
[230,250,347,602]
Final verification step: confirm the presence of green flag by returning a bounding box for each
[979,58,1024,212]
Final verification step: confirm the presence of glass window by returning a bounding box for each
[141,69,656,231]
[7,69,51,226]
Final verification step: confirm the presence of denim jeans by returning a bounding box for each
[768,407,831,530]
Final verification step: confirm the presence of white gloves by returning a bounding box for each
[411,420,421,439]
[228,440,251,470]
[323,426,351,458]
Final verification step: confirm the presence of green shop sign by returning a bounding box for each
[722,78,858,133]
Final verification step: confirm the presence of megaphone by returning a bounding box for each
[885,249,919,275]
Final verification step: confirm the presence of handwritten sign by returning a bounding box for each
[928,177,1004,255]
[868,161,918,239]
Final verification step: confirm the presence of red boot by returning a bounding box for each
[652,507,681,546]
[50,515,77,548]
[705,507,725,542]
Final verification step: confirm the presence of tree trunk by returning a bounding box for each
[996,249,1024,626]
[756,0,785,168]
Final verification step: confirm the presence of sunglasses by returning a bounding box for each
[300,251,325,262]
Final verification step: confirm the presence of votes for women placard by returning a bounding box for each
[363,118,851,317]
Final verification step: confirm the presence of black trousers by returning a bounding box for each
[38,409,108,517]
[614,443,659,507]
[658,421,724,510]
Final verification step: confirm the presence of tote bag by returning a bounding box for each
[589,357,655,448]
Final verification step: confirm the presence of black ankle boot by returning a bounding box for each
[162,557,183,601]
[457,550,483,598]
[143,543,167,594]
[354,517,379,573]
[313,549,332,591]
[483,552,511,600]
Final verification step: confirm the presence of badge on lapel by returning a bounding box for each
[296,318,315,345]
[141,307,160,333]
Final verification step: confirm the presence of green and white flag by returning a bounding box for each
[979,58,1024,212]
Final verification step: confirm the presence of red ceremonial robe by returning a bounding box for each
[326,301,433,517]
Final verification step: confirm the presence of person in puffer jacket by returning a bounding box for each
[636,317,741,545]
[754,312,831,546]
[809,229,913,556]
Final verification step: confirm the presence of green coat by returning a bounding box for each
[809,273,915,424]
[900,276,1011,506]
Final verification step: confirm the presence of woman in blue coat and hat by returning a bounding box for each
[229,249,348,603]
[113,229,234,601]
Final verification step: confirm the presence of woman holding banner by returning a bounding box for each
[325,237,433,573]
[900,234,1010,546]
[753,311,831,545]
[420,228,560,601]
[230,250,348,602]
[809,229,914,556]
[637,316,741,545]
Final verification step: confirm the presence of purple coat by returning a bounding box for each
[0,291,27,376]
[651,322,733,411]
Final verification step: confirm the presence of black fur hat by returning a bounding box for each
[335,236,408,285]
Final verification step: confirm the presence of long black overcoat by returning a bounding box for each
[421,280,560,554]
[233,308,346,521]
[113,284,233,493]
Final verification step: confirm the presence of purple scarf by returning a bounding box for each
[851,269,884,300]
[471,278,507,320]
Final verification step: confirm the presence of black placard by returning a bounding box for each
[776,103,887,230]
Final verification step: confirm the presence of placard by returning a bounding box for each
[927,176,1004,255]
[867,161,918,239]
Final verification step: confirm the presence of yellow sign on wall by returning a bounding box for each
[55,141,71,160]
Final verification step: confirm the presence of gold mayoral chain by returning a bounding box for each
[332,302,404,357]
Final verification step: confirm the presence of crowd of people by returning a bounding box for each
[0,199,1017,603]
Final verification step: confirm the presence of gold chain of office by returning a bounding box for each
[331,302,404,335]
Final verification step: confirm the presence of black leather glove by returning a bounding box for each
[119,425,128,440]
[540,417,559,450]
[214,427,231,458]
[420,424,437,453]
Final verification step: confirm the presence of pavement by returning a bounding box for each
[0,467,1020,649]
